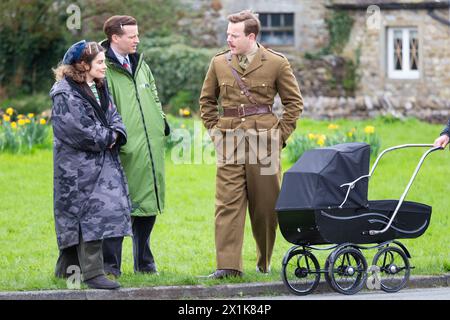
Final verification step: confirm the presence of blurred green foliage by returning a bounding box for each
[141,36,217,114]
[0,0,183,100]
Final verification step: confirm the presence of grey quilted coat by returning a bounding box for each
[50,77,132,249]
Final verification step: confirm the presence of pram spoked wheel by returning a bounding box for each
[372,246,410,293]
[327,246,368,295]
[281,249,320,295]
[276,143,442,296]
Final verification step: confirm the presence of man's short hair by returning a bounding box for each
[227,10,260,37]
[103,15,137,42]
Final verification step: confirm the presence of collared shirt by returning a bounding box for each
[87,81,100,105]
[237,43,259,70]
[245,42,259,64]
[111,46,131,69]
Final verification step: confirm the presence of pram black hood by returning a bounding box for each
[276,142,370,211]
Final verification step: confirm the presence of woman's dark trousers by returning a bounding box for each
[102,216,157,276]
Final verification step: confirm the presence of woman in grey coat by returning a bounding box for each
[50,40,132,289]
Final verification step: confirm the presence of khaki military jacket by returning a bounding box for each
[199,44,303,145]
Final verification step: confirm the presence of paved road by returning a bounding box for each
[237,287,450,300]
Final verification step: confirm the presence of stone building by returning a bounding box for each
[183,0,450,121]
[332,0,450,121]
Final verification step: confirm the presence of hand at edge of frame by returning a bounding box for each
[433,134,449,149]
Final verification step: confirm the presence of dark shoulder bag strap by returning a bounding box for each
[225,52,258,105]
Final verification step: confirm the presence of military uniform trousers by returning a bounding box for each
[213,113,281,273]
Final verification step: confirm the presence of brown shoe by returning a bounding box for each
[207,269,243,279]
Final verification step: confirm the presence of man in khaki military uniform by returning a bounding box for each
[199,10,303,279]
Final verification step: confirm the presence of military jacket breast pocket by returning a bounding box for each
[219,78,235,97]
[249,80,275,98]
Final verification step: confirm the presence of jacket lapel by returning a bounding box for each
[243,45,264,76]
[230,53,244,74]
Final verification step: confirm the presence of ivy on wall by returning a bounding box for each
[304,10,360,95]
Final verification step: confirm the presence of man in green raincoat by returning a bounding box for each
[101,15,169,276]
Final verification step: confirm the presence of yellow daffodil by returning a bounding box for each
[183,109,191,116]
[316,134,326,146]
[25,119,31,124]
[39,118,47,125]
[308,133,316,140]
[18,119,26,126]
[17,114,25,119]
[6,107,14,116]
[317,137,325,146]
[364,125,375,134]
[327,123,339,130]
[11,121,17,129]
[28,113,35,118]
[2,115,11,122]
[347,128,356,138]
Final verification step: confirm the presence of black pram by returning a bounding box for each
[276,142,442,295]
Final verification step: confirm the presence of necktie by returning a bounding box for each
[238,55,249,70]
[123,59,132,73]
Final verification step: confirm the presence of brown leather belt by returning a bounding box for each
[223,104,272,118]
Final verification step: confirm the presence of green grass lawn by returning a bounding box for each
[0,116,448,291]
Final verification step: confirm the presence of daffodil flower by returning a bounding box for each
[327,123,339,130]
[364,125,375,134]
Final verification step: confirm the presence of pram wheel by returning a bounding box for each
[324,256,331,286]
[327,246,368,295]
[372,246,410,293]
[281,249,320,295]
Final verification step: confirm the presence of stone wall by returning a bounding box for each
[180,0,330,53]
[220,0,330,53]
[299,95,450,122]
[179,1,450,122]
[342,8,450,100]
[178,0,226,48]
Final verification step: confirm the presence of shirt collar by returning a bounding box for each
[238,42,259,60]
[110,46,130,65]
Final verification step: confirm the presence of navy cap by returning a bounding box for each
[62,40,87,65]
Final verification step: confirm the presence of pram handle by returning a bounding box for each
[368,144,442,235]
[339,144,442,235]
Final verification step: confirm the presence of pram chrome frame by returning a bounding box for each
[338,144,443,235]
[278,143,443,296]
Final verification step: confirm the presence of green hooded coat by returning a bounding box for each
[102,41,166,216]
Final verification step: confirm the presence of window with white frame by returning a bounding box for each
[387,28,419,79]
[259,13,295,46]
